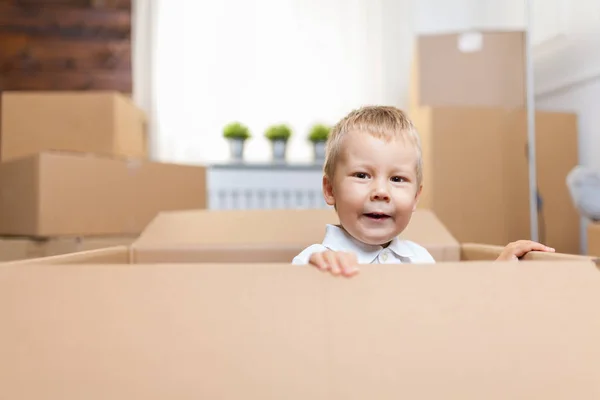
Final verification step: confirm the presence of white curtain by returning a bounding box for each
[133,0,413,165]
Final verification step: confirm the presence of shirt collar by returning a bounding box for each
[321,224,417,264]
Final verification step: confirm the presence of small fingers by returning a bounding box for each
[309,252,329,271]
[513,240,555,258]
[323,251,342,275]
[339,252,359,277]
[309,251,359,277]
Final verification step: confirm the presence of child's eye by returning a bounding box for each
[390,176,406,183]
[353,172,369,179]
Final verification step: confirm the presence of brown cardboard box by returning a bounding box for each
[2,208,592,266]
[0,237,44,261]
[1,91,147,161]
[412,107,579,254]
[41,235,137,257]
[1,260,599,398]
[0,151,206,236]
[0,235,136,262]
[587,222,600,256]
[410,30,525,109]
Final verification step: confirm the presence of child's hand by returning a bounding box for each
[308,250,359,277]
[496,240,555,261]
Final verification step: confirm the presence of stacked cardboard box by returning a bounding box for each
[587,222,600,256]
[409,30,580,254]
[0,91,206,261]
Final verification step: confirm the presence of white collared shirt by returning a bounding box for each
[292,224,436,265]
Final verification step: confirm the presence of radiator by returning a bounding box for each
[207,164,329,210]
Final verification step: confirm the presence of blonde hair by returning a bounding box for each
[323,105,423,185]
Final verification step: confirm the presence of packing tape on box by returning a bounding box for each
[458,32,483,53]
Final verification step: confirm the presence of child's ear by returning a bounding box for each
[412,184,423,212]
[323,175,336,206]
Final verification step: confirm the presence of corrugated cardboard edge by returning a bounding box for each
[0,246,131,266]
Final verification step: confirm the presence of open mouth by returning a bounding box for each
[364,212,391,220]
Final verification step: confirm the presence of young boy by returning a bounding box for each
[292,105,554,276]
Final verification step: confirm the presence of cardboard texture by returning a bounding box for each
[587,222,600,256]
[1,246,131,265]
[131,208,461,263]
[2,209,592,266]
[1,91,147,161]
[410,30,525,108]
[0,237,44,261]
[41,235,136,257]
[1,261,600,399]
[412,107,579,254]
[0,151,206,236]
[0,236,135,262]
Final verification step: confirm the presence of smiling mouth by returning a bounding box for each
[364,212,391,220]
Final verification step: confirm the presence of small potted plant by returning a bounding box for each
[308,123,330,162]
[264,124,292,162]
[223,122,251,161]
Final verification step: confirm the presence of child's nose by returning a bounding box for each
[370,182,391,202]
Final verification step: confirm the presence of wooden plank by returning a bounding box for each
[5,0,91,7]
[0,0,131,10]
[0,69,132,91]
[0,33,28,56]
[91,0,131,9]
[0,0,132,93]
[0,4,130,40]
[0,35,131,71]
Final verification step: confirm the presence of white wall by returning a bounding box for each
[144,0,420,165]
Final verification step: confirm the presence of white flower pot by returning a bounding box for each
[271,139,287,162]
[228,138,246,161]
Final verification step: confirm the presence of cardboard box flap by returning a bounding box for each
[2,261,600,398]
[400,208,458,246]
[133,208,457,249]
[132,208,460,263]
[133,208,340,247]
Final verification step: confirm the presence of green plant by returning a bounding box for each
[308,123,330,143]
[223,122,251,140]
[264,124,292,141]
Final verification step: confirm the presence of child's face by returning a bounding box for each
[323,131,422,246]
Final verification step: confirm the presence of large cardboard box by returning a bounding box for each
[0,151,206,236]
[412,107,580,254]
[1,91,147,161]
[3,208,592,266]
[587,222,600,256]
[410,30,525,109]
[1,259,599,397]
